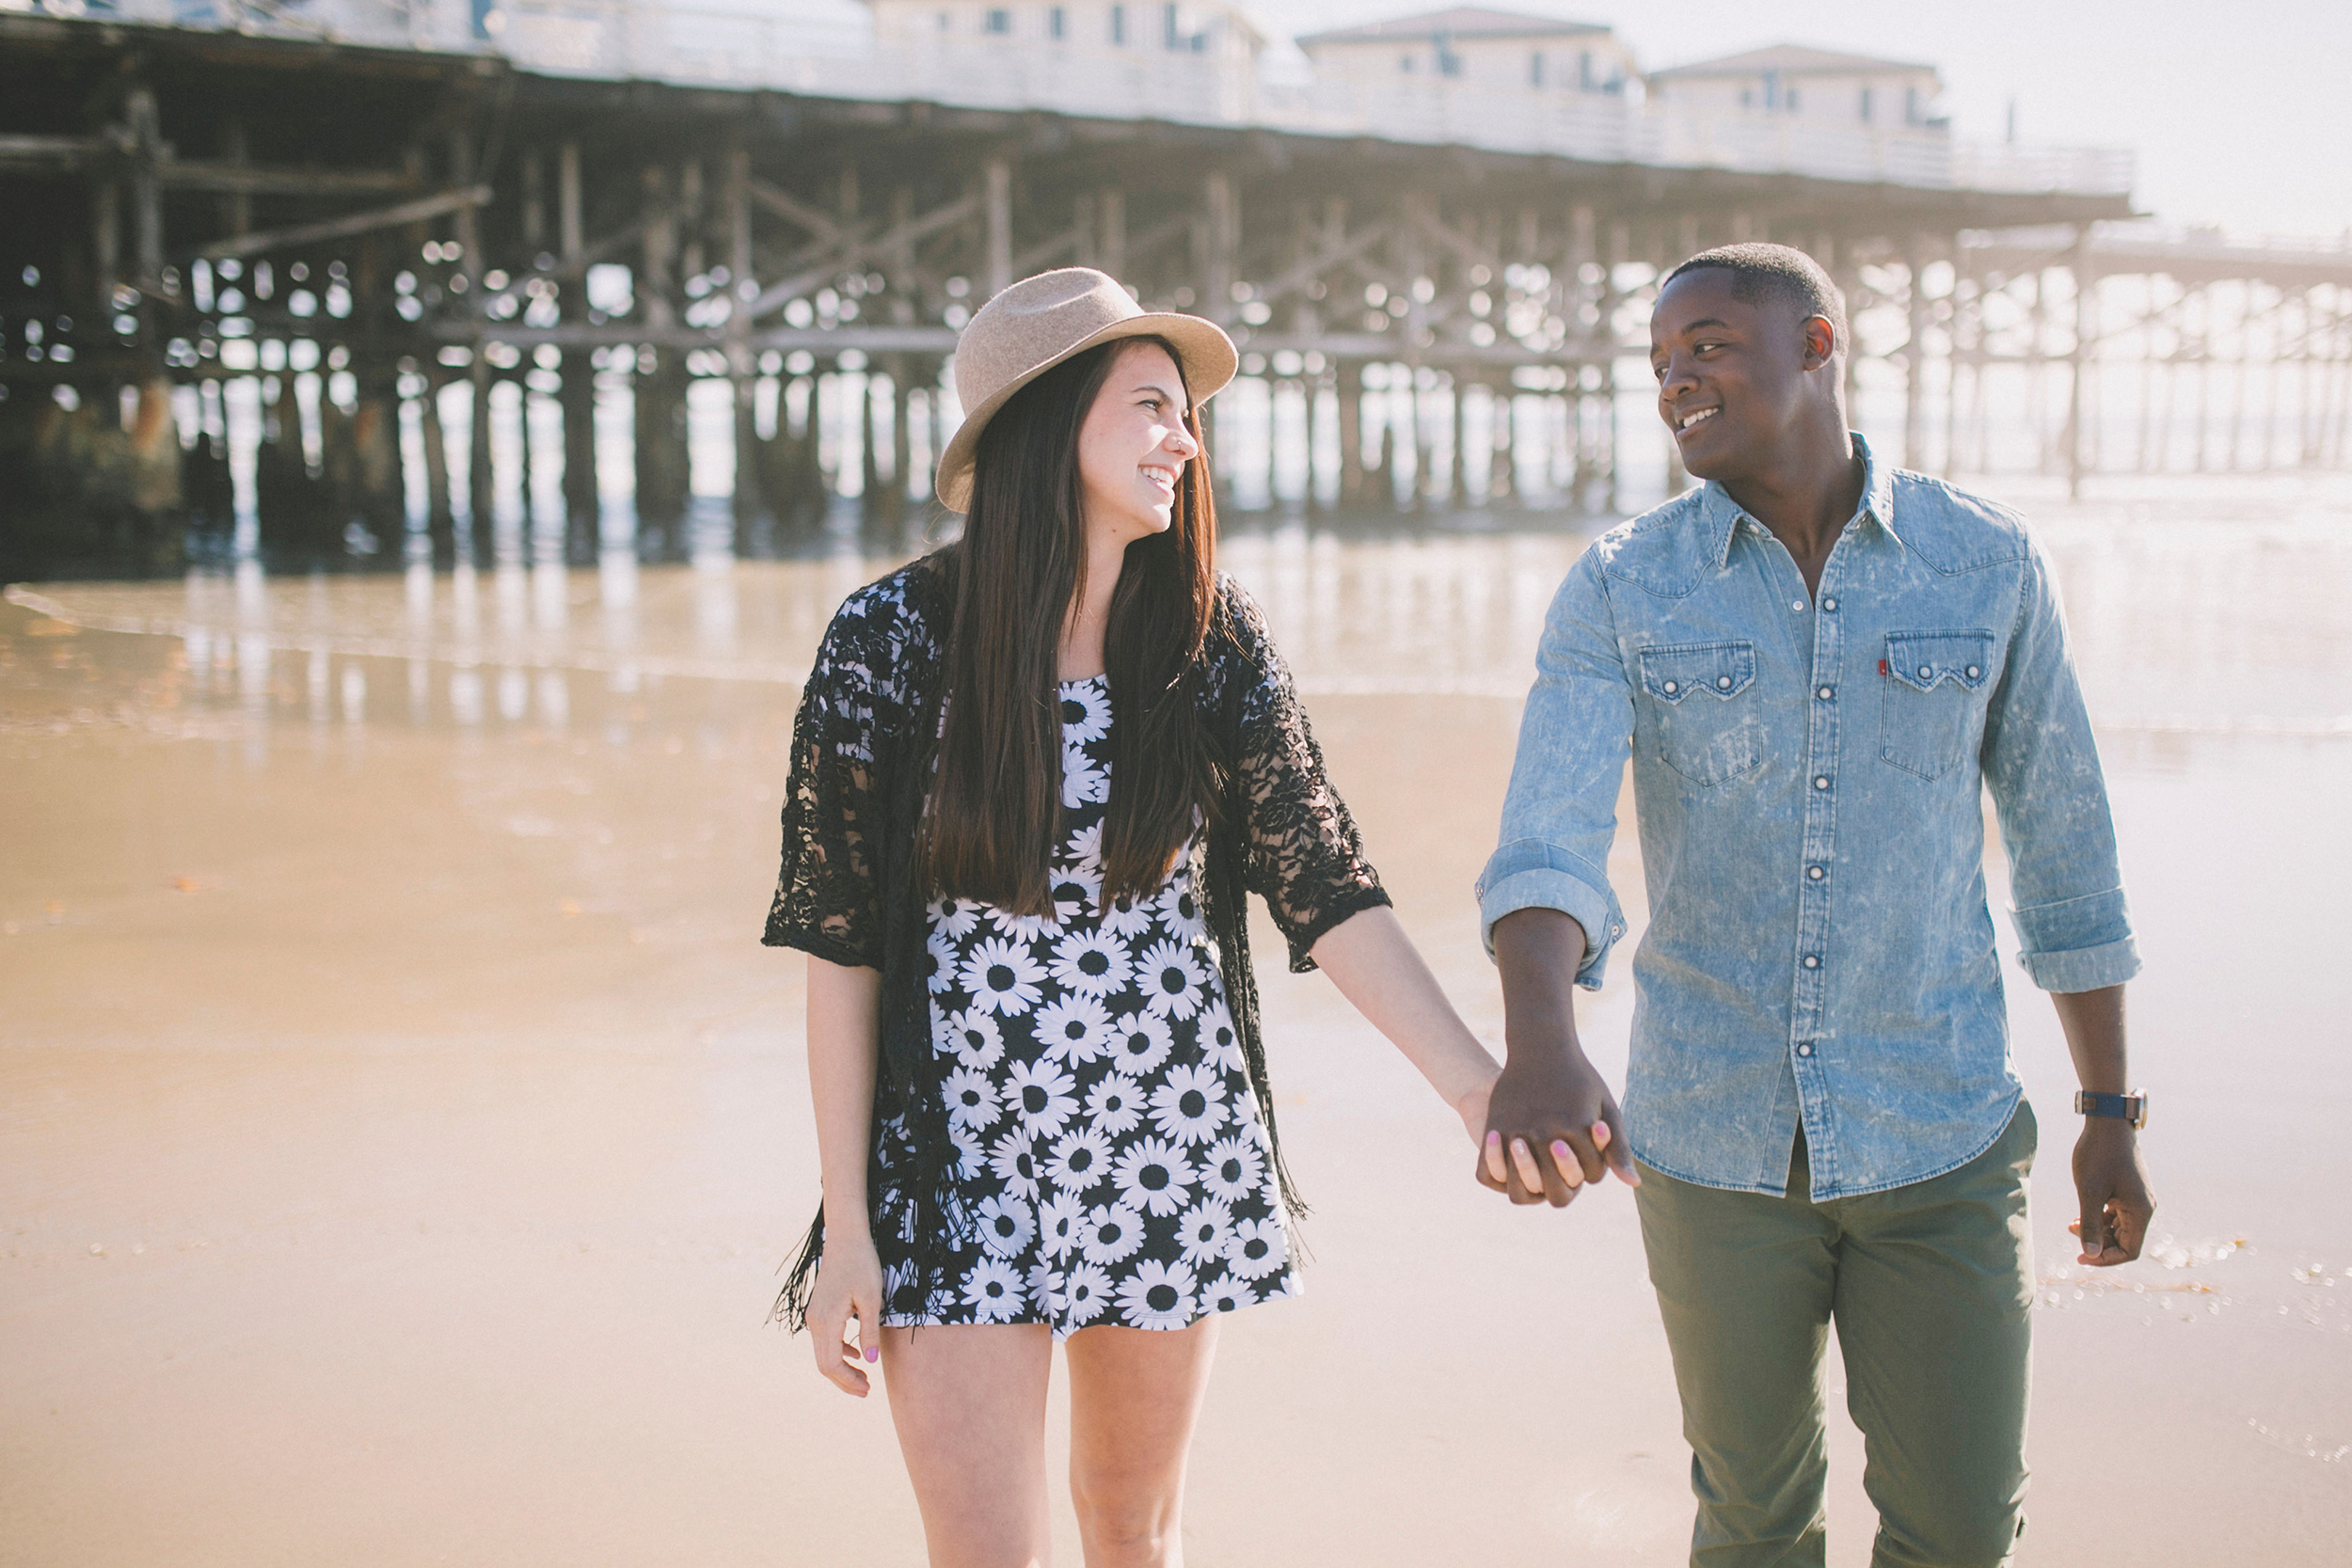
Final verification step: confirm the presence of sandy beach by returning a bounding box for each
[4,475,2348,1565]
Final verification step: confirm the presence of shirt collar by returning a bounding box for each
[1698,431,1902,568]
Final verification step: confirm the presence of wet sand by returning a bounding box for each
[5,475,2349,1564]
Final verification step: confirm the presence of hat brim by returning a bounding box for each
[933,312,1238,515]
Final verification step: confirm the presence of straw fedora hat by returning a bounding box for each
[934,267,1238,514]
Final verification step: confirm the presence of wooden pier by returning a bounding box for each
[2,12,2342,578]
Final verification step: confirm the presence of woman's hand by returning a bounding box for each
[1452,1069,1501,1152]
[807,1230,886,1397]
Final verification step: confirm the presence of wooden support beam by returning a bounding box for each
[521,149,545,256]
[0,131,125,168]
[164,161,420,198]
[217,119,251,244]
[984,158,1013,298]
[92,179,119,316]
[127,87,164,292]
[1099,187,1125,279]
[196,186,492,261]
[559,141,583,262]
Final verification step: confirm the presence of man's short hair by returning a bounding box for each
[1663,243,1849,354]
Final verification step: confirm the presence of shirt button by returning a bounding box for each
[1716,674,1732,689]
[1966,665,1980,679]
[1796,1042,1815,1057]
[1813,775,1830,790]
[1807,864,1826,880]
[1662,679,1678,694]
[1822,596,1838,610]
[1817,685,1834,700]
[1791,599,1805,612]
[1803,954,1820,969]
[1917,664,1933,680]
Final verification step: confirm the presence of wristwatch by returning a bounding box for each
[2074,1089,2149,1130]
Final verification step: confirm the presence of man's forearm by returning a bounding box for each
[1493,907,1591,1061]
[2050,984,2128,1093]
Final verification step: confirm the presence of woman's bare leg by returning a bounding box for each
[882,1323,1057,1568]
[1062,1317,1221,1568]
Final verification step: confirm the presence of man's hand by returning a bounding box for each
[1478,1039,1638,1205]
[1486,907,1640,1206]
[2049,984,2151,1265]
[2070,1118,2153,1265]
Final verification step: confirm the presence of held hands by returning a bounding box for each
[1476,1041,1640,1206]
[2069,1118,2154,1266]
[807,1230,886,1396]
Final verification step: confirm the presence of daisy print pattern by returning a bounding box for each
[869,675,1298,1338]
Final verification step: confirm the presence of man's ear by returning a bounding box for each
[1801,315,1838,372]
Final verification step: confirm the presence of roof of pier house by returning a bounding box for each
[1295,7,1613,45]
[1647,43,1943,126]
[1296,7,1637,91]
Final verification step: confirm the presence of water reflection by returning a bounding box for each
[14,473,2349,774]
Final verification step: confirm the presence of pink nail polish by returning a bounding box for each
[865,1346,880,1363]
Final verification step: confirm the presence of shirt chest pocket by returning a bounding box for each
[1638,640,1764,787]
[1877,629,1996,781]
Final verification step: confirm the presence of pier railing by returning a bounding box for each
[57,0,2132,196]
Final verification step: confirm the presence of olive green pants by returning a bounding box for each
[1634,1103,2038,1568]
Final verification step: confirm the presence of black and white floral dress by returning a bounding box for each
[763,561,1391,1340]
[877,674,1295,1336]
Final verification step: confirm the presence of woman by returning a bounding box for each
[764,268,1502,1567]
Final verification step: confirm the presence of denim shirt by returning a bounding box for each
[1478,436,2138,1199]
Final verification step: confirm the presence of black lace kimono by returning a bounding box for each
[764,557,1390,1330]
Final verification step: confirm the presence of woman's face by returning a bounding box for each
[1075,341,1199,547]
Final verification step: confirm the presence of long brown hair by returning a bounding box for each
[921,336,1221,915]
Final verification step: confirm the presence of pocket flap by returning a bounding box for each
[1640,640,1756,703]
[1884,630,1995,693]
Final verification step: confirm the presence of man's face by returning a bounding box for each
[1648,268,1825,481]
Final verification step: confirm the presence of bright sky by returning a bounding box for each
[1246,0,2352,239]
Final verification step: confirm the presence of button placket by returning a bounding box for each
[1790,546,1849,1050]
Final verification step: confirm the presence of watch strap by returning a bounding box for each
[2074,1089,2148,1129]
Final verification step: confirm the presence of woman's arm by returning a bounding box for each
[1309,906,1500,1148]
[804,956,886,1397]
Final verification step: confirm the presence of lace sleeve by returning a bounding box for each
[1218,578,1392,972]
[761,586,901,967]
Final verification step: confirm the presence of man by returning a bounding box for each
[1474,244,2153,1567]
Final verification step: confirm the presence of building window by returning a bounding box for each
[1435,34,1460,75]
[1579,50,1593,89]
[1049,5,1063,38]
[1905,86,1920,124]
[1786,87,1800,113]
[1529,51,1543,87]
[1858,86,1873,122]
[1740,87,1752,108]
[1110,4,1124,44]
[985,8,1009,33]
[1400,53,1414,72]
[936,10,949,30]
[1164,2,1179,48]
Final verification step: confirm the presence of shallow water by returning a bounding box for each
[5,472,2348,1563]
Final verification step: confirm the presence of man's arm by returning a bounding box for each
[2051,984,2153,1265]
[1475,551,1640,1206]
[1486,909,1639,1205]
[1980,535,2151,1265]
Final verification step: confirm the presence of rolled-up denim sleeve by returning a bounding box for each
[1980,536,2141,992]
[1476,550,1632,988]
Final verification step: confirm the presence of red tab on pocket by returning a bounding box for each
[1879,658,1890,676]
